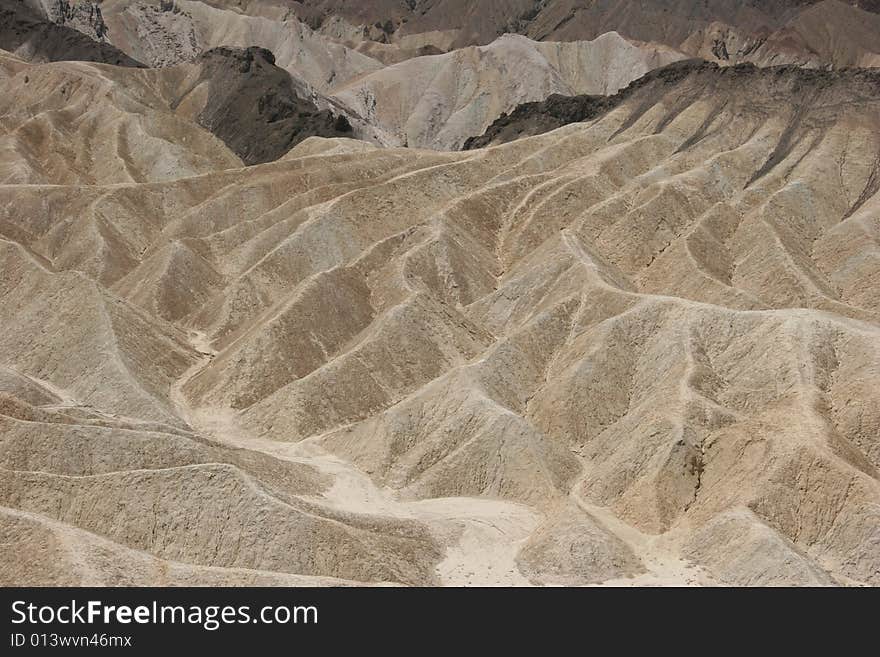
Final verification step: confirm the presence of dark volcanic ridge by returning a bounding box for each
[463,90,623,150]
[188,46,354,165]
[0,0,142,66]
[465,59,880,150]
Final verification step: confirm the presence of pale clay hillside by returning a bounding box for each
[1,1,879,587]
[331,32,685,150]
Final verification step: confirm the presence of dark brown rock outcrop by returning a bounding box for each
[189,46,353,165]
[0,0,141,66]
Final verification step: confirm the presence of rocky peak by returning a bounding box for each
[43,0,108,41]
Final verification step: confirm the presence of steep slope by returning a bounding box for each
[0,0,142,66]
[96,0,384,90]
[467,60,880,148]
[463,90,625,150]
[680,0,880,68]
[332,32,684,150]
[0,43,372,182]
[2,46,880,586]
[294,0,880,68]
[0,53,241,184]
[173,46,354,164]
[24,0,112,43]
[31,1,879,71]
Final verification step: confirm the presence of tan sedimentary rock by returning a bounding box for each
[1,52,878,586]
